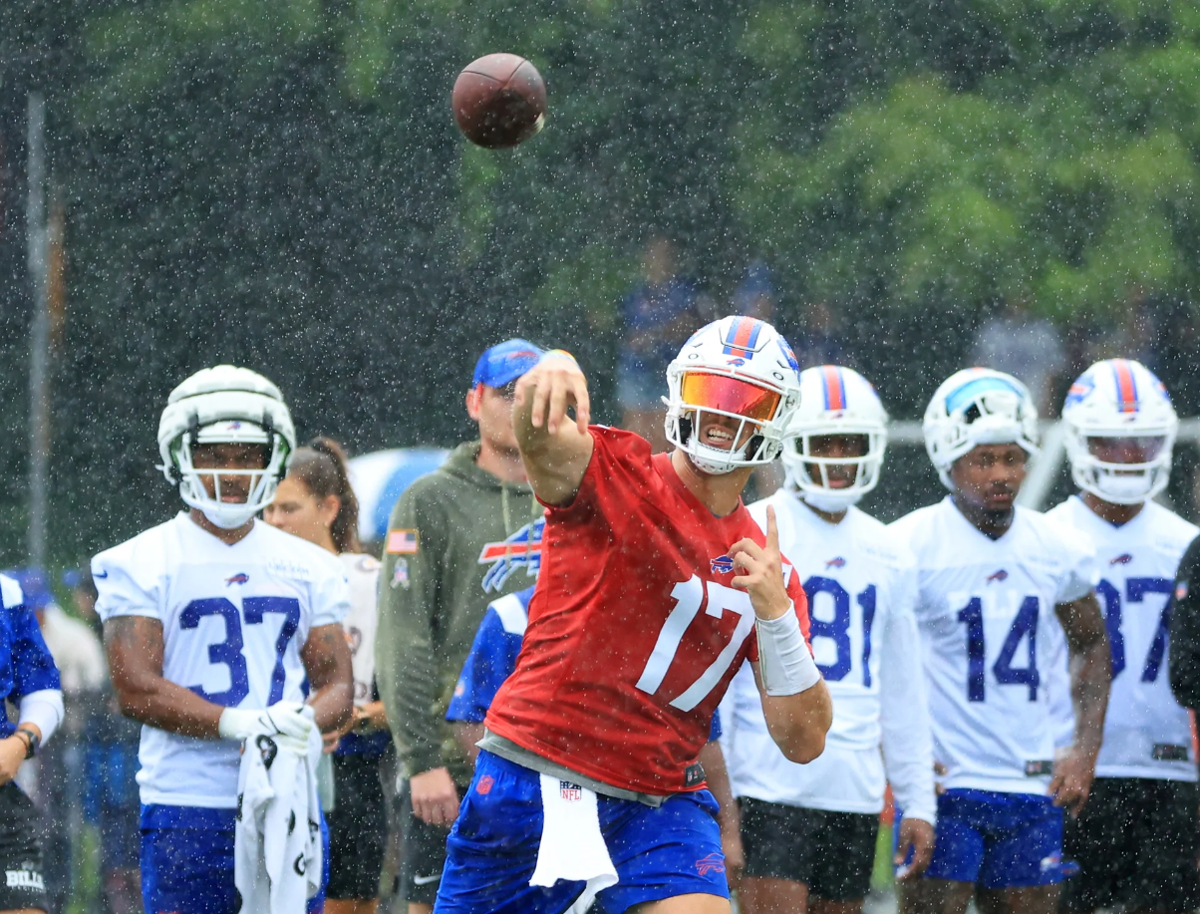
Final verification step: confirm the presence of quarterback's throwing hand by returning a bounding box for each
[515,352,590,437]
[729,506,791,621]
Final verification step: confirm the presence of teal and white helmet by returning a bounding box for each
[924,367,1039,490]
[157,365,296,529]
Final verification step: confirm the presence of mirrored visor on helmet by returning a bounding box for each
[680,372,781,422]
[1086,435,1167,464]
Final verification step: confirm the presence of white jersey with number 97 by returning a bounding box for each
[93,513,350,808]
[890,498,1097,794]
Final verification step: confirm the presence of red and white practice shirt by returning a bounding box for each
[485,427,811,796]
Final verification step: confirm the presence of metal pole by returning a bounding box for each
[26,92,49,570]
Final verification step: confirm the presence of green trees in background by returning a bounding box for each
[3,0,1200,560]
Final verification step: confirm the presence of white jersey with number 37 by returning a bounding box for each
[720,491,936,823]
[890,498,1096,794]
[93,513,350,808]
[1046,496,1197,781]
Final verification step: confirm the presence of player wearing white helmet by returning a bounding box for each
[891,368,1109,914]
[721,366,937,914]
[1045,359,1199,914]
[434,318,831,914]
[93,365,354,914]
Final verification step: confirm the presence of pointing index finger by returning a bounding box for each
[766,505,780,554]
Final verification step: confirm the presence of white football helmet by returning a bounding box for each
[158,365,296,529]
[1062,358,1177,505]
[664,316,802,475]
[782,366,888,512]
[924,367,1039,490]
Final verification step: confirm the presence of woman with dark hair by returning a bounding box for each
[266,437,389,914]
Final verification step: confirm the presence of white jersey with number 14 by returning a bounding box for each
[889,498,1097,794]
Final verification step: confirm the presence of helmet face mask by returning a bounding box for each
[664,317,801,476]
[159,367,297,529]
[1063,359,1176,506]
[782,366,888,512]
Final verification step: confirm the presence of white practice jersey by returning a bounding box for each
[93,513,350,808]
[890,498,1097,794]
[720,491,936,822]
[1046,496,1198,781]
[339,553,381,706]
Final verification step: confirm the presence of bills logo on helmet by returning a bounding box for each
[710,555,735,575]
[1109,553,1134,566]
[479,518,544,592]
[825,557,847,569]
[985,569,1009,583]
[1065,374,1096,408]
[226,573,250,586]
[777,338,800,373]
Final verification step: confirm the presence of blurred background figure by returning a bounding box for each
[5,567,108,913]
[794,300,847,370]
[265,437,391,914]
[617,236,700,451]
[65,567,143,914]
[731,260,776,323]
[971,297,1066,417]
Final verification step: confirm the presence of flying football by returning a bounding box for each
[452,53,546,149]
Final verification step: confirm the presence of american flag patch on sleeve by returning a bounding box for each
[386,530,419,554]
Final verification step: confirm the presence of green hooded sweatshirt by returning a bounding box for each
[374,441,539,785]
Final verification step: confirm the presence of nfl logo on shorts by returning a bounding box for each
[560,781,583,801]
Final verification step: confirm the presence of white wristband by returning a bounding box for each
[756,605,821,696]
[218,707,260,741]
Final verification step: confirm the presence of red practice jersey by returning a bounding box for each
[485,427,811,796]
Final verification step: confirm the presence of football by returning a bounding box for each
[452,53,547,149]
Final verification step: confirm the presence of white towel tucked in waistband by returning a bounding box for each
[530,774,618,913]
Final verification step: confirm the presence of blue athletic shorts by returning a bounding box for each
[901,789,1067,889]
[434,750,729,914]
[140,805,330,914]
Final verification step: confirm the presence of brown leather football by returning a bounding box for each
[452,54,546,149]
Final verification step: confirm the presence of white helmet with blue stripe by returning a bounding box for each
[664,315,802,475]
[924,367,1040,490]
[782,365,889,512]
[1062,358,1177,505]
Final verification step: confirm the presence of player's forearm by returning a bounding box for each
[114,675,225,737]
[301,623,354,733]
[697,740,738,835]
[1069,639,1110,759]
[761,680,832,764]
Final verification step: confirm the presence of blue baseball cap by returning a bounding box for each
[2,567,54,609]
[472,338,544,389]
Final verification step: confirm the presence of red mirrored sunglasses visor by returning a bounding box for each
[680,373,781,422]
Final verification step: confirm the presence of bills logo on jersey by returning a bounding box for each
[225,573,250,586]
[1109,553,1134,565]
[695,853,726,876]
[559,781,583,801]
[825,557,847,569]
[726,358,746,367]
[985,569,1009,583]
[479,518,544,592]
[710,555,735,575]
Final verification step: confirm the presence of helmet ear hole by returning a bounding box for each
[963,403,982,424]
